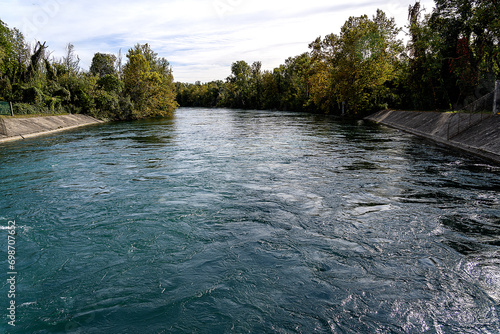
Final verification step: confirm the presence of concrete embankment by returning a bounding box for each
[0,114,103,143]
[365,110,500,163]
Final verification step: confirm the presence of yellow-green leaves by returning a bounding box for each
[123,47,178,119]
[311,9,403,114]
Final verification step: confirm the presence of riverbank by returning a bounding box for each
[365,110,500,163]
[0,114,103,143]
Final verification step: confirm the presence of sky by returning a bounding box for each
[1,0,435,83]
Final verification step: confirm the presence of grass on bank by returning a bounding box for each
[0,113,71,119]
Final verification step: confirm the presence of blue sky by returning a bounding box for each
[1,0,435,83]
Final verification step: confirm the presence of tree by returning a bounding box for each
[428,0,500,108]
[311,10,403,114]
[61,43,80,74]
[0,18,180,119]
[261,70,279,110]
[90,53,117,77]
[308,34,340,113]
[0,20,31,96]
[127,43,173,79]
[281,54,313,111]
[227,60,252,108]
[0,20,14,99]
[401,0,500,110]
[249,61,263,108]
[404,1,449,110]
[123,45,178,118]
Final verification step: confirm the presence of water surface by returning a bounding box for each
[1,108,499,333]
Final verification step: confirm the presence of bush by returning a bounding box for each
[53,87,71,102]
[22,87,44,104]
[44,96,65,113]
[12,103,39,114]
[0,77,12,100]
[97,74,123,93]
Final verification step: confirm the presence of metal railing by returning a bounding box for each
[446,83,499,140]
[462,91,494,114]
[447,111,492,140]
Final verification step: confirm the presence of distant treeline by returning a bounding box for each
[177,1,499,116]
[0,23,177,120]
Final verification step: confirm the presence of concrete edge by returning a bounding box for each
[365,111,500,164]
[0,116,103,144]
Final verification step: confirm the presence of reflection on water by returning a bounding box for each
[0,108,499,333]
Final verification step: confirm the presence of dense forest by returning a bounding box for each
[0,0,499,120]
[178,0,500,116]
[0,28,178,120]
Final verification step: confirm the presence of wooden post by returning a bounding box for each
[494,81,500,115]
[9,101,13,116]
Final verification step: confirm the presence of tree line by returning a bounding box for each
[0,22,178,120]
[177,0,500,116]
[1,0,499,120]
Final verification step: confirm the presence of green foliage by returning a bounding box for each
[0,76,11,100]
[123,45,178,118]
[280,54,313,111]
[97,74,123,93]
[60,43,80,74]
[0,20,15,84]
[90,53,117,77]
[92,89,119,119]
[22,86,43,104]
[57,72,97,114]
[12,103,38,115]
[126,43,173,79]
[1,21,30,90]
[2,1,499,119]
[0,20,178,120]
[177,2,498,115]
[176,81,224,108]
[310,10,403,114]
[227,60,252,108]
[176,10,403,116]
[402,0,500,110]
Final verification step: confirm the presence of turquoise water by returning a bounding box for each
[1,108,499,333]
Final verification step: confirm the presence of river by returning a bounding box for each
[1,108,499,333]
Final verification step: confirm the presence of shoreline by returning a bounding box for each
[0,114,103,144]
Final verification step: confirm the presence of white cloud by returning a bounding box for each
[0,0,435,82]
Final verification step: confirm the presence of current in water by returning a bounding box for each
[0,108,499,333]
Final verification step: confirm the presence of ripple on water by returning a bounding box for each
[1,108,499,333]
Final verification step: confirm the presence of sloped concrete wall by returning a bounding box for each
[0,114,103,143]
[366,110,500,163]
